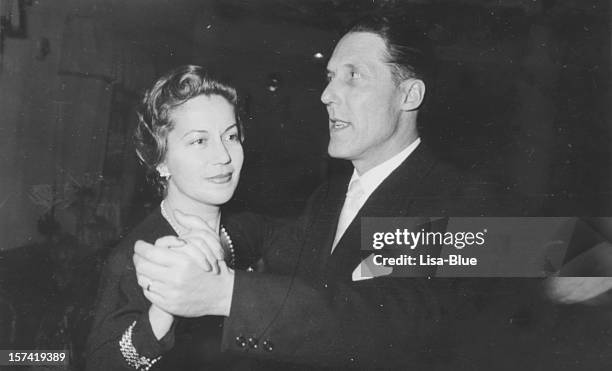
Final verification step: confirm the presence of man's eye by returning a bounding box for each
[350,71,361,79]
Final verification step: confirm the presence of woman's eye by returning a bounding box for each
[226,133,240,142]
[350,71,361,79]
[191,138,206,145]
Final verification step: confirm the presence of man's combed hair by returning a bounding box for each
[348,15,435,87]
[134,65,242,194]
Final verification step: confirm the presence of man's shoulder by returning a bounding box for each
[391,144,497,194]
[431,158,529,216]
[430,159,499,194]
[395,145,523,216]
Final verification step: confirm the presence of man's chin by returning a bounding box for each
[327,143,352,160]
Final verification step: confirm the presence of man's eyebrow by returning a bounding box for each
[181,129,209,139]
[326,63,364,75]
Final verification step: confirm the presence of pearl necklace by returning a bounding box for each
[160,200,235,268]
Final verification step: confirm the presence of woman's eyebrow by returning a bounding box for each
[181,129,209,139]
[222,123,238,134]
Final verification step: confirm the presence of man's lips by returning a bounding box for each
[206,172,233,184]
[329,118,351,131]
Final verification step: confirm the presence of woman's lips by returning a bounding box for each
[206,172,233,184]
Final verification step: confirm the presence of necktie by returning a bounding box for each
[331,178,365,253]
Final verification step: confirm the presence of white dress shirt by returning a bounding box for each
[331,138,421,252]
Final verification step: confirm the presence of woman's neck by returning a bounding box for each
[163,187,221,234]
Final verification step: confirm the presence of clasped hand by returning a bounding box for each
[133,211,234,317]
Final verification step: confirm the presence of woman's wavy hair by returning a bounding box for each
[134,65,242,195]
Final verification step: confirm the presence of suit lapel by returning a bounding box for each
[326,145,439,278]
[299,171,350,278]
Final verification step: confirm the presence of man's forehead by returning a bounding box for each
[327,32,388,70]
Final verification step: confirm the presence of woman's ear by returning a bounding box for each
[157,164,170,179]
[399,78,426,111]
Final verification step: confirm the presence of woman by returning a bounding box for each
[86,65,263,370]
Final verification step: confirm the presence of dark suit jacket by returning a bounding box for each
[222,145,551,370]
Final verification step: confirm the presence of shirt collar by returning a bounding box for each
[349,138,421,197]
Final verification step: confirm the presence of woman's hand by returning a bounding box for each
[148,304,173,340]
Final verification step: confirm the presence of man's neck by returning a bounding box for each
[353,135,420,175]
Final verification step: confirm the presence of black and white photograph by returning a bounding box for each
[0,0,610,370]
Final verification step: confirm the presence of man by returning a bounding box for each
[133,16,543,369]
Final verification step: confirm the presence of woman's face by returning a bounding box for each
[158,94,243,207]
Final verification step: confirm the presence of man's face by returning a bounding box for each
[321,32,407,174]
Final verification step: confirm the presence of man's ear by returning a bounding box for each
[399,79,426,111]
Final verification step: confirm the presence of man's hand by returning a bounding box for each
[546,277,612,304]
[133,239,235,317]
[174,210,228,265]
[154,235,221,273]
[546,242,612,305]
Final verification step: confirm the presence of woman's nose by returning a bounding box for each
[212,140,231,165]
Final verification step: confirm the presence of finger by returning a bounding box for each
[137,272,173,298]
[133,255,172,279]
[134,243,184,267]
[143,287,167,308]
[135,239,155,251]
[179,233,224,264]
[218,260,232,274]
[136,272,151,290]
[174,210,216,232]
[202,258,212,272]
[155,236,186,249]
[136,273,162,295]
[174,242,213,272]
[182,232,224,261]
[199,245,220,274]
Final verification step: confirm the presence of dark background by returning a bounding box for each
[0,0,610,369]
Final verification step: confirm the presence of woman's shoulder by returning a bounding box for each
[105,208,173,274]
[221,210,287,238]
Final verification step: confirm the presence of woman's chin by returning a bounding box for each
[195,189,236,207]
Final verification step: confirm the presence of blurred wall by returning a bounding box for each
[0,0,174,250]
[189,1,334,216]
[0,0,72,249]
[0,0,610,251]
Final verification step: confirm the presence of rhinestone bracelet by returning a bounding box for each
[119,321,162,371]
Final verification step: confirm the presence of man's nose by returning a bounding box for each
[320,80,338,105]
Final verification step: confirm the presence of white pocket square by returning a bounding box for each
[352,253,393,281]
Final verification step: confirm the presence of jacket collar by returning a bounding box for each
[320,144,439,274]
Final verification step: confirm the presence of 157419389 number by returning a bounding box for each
[0,350,68,365]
